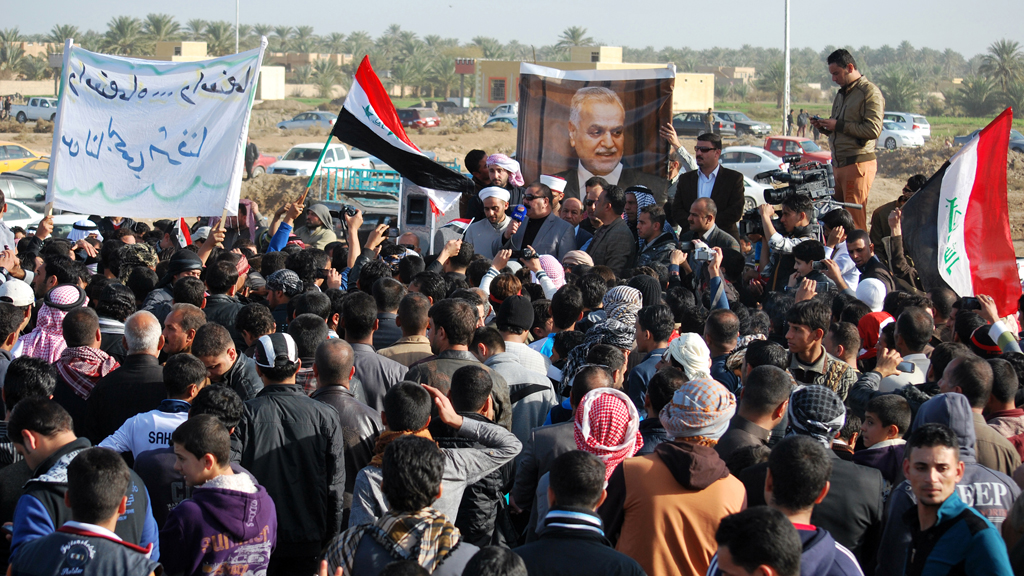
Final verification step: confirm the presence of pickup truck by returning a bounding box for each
[11,98,59,123]
[267,142,373,177]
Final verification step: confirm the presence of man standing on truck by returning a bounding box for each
[811,49,884,231]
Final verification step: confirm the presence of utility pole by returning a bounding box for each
[783,0,791,135]
[235,0,240,54]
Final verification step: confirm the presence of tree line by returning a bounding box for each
[1,18,1022,116]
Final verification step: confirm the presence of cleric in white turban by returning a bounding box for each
[540,174,568,208]
[464,186,513,260]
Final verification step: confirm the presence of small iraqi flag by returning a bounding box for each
[902,108,1021,316]
[331,57,471,213]
[174,217,192,248]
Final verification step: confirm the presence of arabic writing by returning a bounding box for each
[67,62,254,106]
[942,197,963,275]
[61,118,208,178]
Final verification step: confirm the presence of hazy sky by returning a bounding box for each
[9,0,1024,58]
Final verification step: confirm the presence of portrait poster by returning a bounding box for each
[516,63,675,202]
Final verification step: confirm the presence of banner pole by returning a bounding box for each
[299,133,334,206]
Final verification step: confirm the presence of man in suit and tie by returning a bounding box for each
[670,133,745,241]
[677,198,740,252]
[558,197,592,249]
[555,86,667,205]
[492,182,576,261]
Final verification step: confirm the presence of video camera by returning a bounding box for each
[677,240,715,262]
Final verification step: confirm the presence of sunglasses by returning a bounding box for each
[524,194,548,202]
[694,146,718,153]
[584,199,596,206]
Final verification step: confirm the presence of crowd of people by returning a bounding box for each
[0,47,1017,576]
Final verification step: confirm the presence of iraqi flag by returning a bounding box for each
[903,108,1021,316]
[331,56,471,213]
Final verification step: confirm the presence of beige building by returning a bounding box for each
[475,46,714,112]
[696,66,756,85]
[154,41,210,62]
[266,52,354,73]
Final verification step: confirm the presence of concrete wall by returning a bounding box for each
[256,66,287,100]
[283,84,348,98]
[0,81,56,97]
[672,74,715,112]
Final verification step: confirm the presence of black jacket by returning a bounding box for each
[738,449,884,561]
[309,385,382,512]
[231,384,345,555]
[218,354,263,401]
[372,313,402,350]
[203,293,246,353]
[514,507,646,576]
[85,354,165,445]
[670,166,745,239]
[435,413,515,547]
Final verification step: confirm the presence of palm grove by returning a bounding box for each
[1,18,1023,115]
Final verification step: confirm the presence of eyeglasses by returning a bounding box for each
[523,194,547,202]
[694,146,717,153]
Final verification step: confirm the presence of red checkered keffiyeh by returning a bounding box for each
[55,346,120,400]
[574,388,643,480]
[19,286,88,364]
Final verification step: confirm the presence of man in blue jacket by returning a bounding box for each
[8,398,159,563]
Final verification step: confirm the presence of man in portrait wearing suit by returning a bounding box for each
[555,86,667,205]
[670,132,745,240]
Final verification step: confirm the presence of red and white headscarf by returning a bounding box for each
[485,154,524,187]
[19,285,88,364]
[574,388,643,480]
[208,198,259,243]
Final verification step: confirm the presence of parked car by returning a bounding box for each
[743,176,770,213]
[715,111,771,137]
[248,153,277,178]
[953,129,1024,153]
[0,172,48,212]
[883,111,931,141]
[5,199,82,237]
[431,101,459,114]
[720,146,788,179]
[763,136,831,165]
[0,143,44,175]
[8,157,49,186]
[396,108,440,129]
[276,112,337,131]
[672,112,736,137]
[484,117,517,129]
[489,103,518,118]
[11,98,59,123]
[878,121,924,150]
[267,143,373,177]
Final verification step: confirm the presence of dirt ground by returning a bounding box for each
[5,110,1022,254]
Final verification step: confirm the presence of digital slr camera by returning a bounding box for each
[678,240,715,262]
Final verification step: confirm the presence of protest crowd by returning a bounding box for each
[0,48,1021,576]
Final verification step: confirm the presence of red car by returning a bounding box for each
[763,136,831,166]
[249,153,277,178]
[397,108,440,129]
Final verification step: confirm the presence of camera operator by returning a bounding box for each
[810,49,884,231]
[634,205,676,269]
[756,195,817,292]
[493,182,576,261]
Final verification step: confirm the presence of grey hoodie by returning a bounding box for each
[875,392,1020,576]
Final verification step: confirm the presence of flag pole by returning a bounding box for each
[299,133,334,206]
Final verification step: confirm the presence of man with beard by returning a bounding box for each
[556,87,667,203]
[486,154,527,209]
[464,187,512,259]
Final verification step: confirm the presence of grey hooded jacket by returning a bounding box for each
[875,392,1021,576]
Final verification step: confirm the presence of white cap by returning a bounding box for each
[193,226,212,241]
[540,174,567,193]
[479,186,511,203]
[0,279,35,307]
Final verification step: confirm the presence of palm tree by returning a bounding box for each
[876,66,923,111]
[896,41,916,63]
[202,22,234,56]
[311,58,340,97]
[273,26,293,52]
[46,24,79,46]
[324,33,346,55]
[18,56,51,81]
[1001,80,1024,116]
[102,16,146,56]
[979,39,1023,91]
[344,31,373,59]
[143,14,181,43]
[185,19,207,42]
[471,37,505,59]
[555,26,594,49]
[0,38,24,81]
[292,64,313,84]
[252,24,274,43]
[756,60,798,107]
[940,48,965,78]
[292,26,318,53]
[428,58,458,98]
[950,77,1000,117]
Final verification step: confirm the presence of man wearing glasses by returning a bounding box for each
[669,133,745,241]
[493,182,576,261]
[869,174,927,266]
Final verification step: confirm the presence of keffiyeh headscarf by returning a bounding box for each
[574,388,643,480]
[659,377,736,446]
[786,385,847,448]
[485,154,525,187]
[665,333,712,381]
[533,255,565,289]
[326,508,460,576]
[602,286,642,325]
[624,187,657,220]
[208,198,259,243]
[117,243,158,284]
[67,220,102,243]
[560,318,637,395]
[19,285,88,364]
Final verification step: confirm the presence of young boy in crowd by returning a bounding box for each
[160,414,277,576]
[788,240,834,293]
[853,394,911,485]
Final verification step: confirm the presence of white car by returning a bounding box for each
[720,146,788,179]
[489,103,518,118]
[267,143,373,177]
[878,121,924,150]
[743,176,770,212]
[884,111,931,142]
[5,199,83,237]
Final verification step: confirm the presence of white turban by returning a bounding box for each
[478,186,511,203]
[67,220,103,243]
[664,333,712,381]
[540,174,567,193]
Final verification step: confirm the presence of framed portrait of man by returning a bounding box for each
[516,63,675,203]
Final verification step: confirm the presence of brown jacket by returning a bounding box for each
[824,75,885,167]
[600,440,746,576]
[586,216,637,278]
[973,412,1022,477]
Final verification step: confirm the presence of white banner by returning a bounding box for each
[47,39,267,218]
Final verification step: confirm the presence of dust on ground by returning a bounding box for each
[6,107,1023,254]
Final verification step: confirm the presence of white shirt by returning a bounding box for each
[878,353,930,393]
[828,241,861,290]
[99,403,190,458]
[576,161,624,193]
[504,341,550,376]
[697,164,721,199]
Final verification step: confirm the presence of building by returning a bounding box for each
[475,46,715,112]
[266,52,354,74]
[696,66,756,86]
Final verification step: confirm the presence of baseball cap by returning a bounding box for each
[193,226,212,242]
[254,333,299,369]
[0,279,34,307]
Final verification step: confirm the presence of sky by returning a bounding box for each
[8,0,1024,59]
